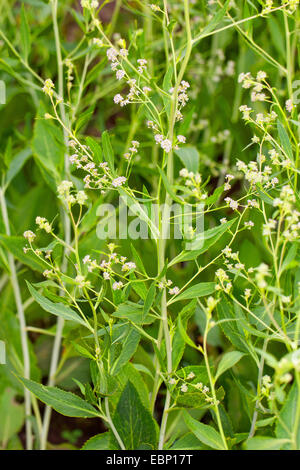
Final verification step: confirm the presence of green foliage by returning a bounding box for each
[0,0,299,452]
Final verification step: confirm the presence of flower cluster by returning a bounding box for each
[57,180,88,206]
[42,78,55,97]
[236,160,278,190]
[68,140,127,192]
[215,268,232,294]
[178,168,208,201]
[168,371,219,406]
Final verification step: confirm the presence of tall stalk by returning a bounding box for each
[41,0,71,449]
[0,187,33,449]
[157,0,192,449]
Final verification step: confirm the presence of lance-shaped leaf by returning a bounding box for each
[168,282,216,304]
[113,381,158,449]
[27,282,89,329]
[183,411,226,450]
[215,351,245,381]
[169,218,236,266]
[18,377,100,418]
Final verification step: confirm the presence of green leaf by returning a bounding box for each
[172,300,197,369]
[113,381,158,449]
[277,120,293,161]
[174,365,224,409]
[20,4,31,61]
[113,301,154,325]
[85,136,102,165]
[102,130,114,172]
[143,282,156,317]
[195,0,230,43]
[0,235,49,273]
[205,185,224,206]
[75,106,95,133]
[280,244,298,274]
[276,382,300,449]
[32,103,64,179]
[168,282,216,304]
[82,431,119,450]
[110,325,140,376]
[175,147,199,173]
[130,244,147,275]
[0,388,24,444]
[177,314,198,350]
[170,432,206,450]
[119,189,160,240]
[27,282,89,328]
[244,437,288,450]
[5,148,31,188]
[215,351,245,381]
[158,166,183,203]
[217,296,251,354]
[18,377,100,418]
[183,410,226,449]
[169,218,236,266]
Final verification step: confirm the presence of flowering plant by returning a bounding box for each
[0,0,300,451]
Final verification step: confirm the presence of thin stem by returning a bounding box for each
[0,187,33,450]
[203,326,228,449]
[104,397,126,450]
[41,0,71,449]
[157,0,192,450]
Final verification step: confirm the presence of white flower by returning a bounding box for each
[285,99,294,113]
[169,286,180,295]
[161,139,172,153]
[256,71,267,81]
[112,281,123,290]
[76,191,88,205]
[187,372,195,380]
[179,168,189,178]
[23,230,36,242]
[116,69,125,80]
[58,180,73,195]
[154,134,163,143]
[107,47,118,62]
[114,94,123,104]
[122,262,136,271]
[180,384,188,393]
[112,176,126,187]
[177,135,186,143]
[42,78,55,96]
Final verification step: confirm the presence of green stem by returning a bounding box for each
[41,0,71,449]
[157,0,192,450]
[0,187,33,450]
[203,327,228,449]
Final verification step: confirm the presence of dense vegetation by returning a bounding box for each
[0,0,300,451]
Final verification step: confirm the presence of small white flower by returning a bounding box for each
[116,69,125,80]
[169,286,180,295]
[114,94,123,104]
[161,139,172,153]
[112,176,126,187]
[23,230,36,242]
[112,281,123,290]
